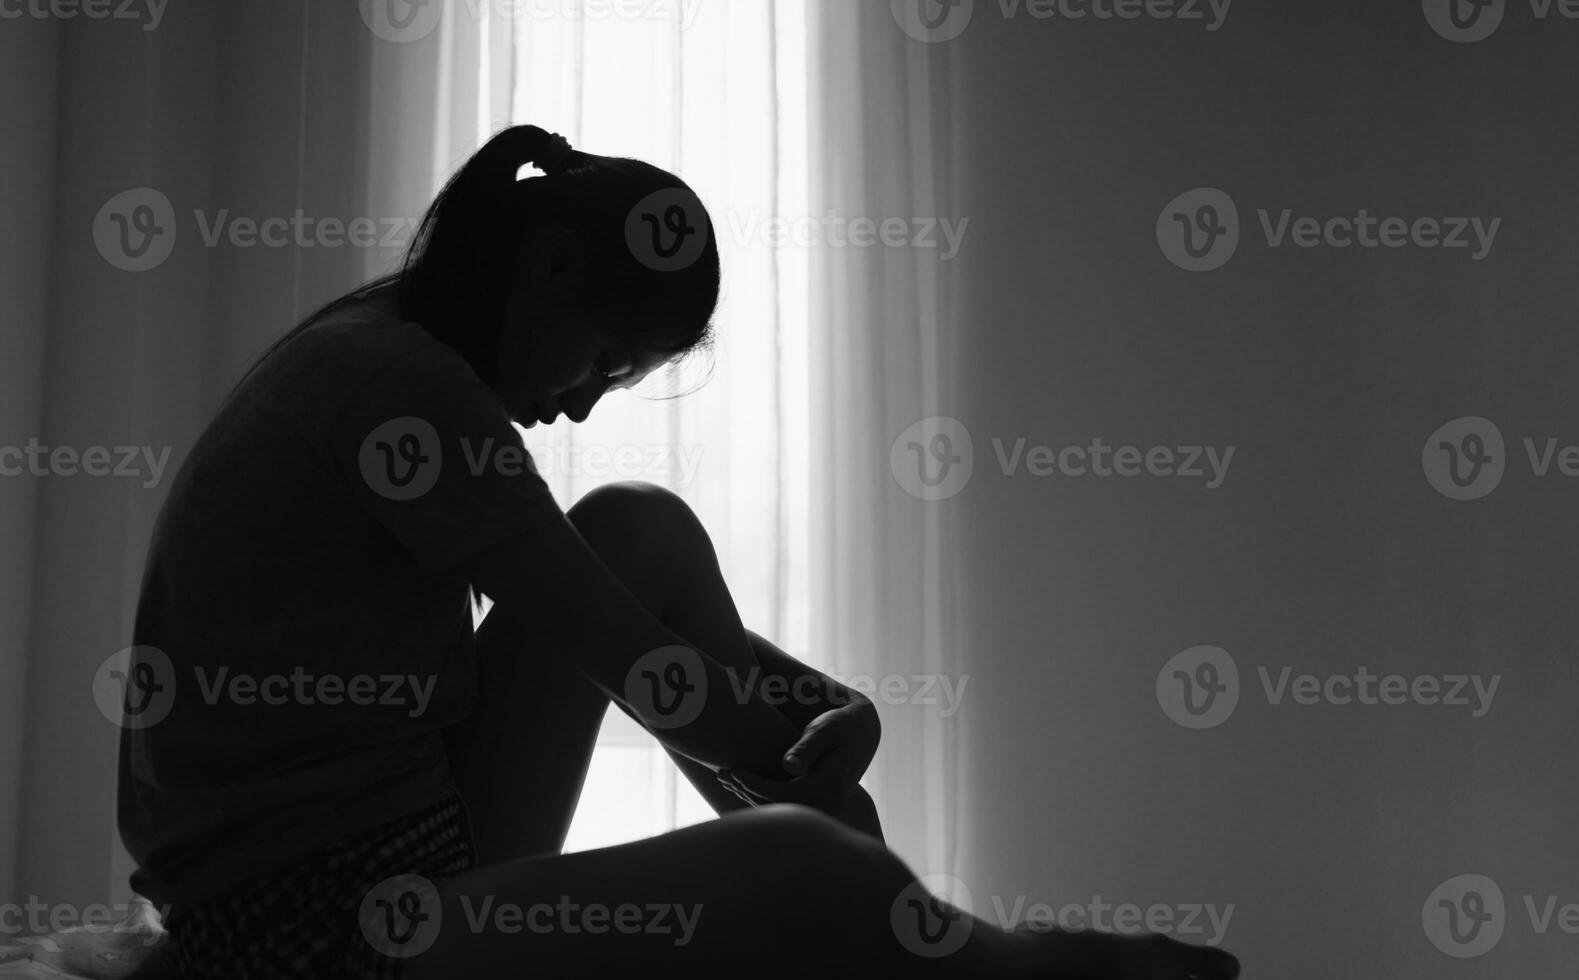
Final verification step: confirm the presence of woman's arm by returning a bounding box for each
[745,629,875,728]
[459,517,802,775]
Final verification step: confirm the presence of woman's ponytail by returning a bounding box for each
[224,123,718,402]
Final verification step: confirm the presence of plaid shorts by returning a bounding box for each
[164,793,476,980]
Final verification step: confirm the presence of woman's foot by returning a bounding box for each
[1006,921,1241,980]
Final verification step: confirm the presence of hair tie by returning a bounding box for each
[536,132,575,174]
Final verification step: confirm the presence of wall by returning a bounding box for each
[947,3,1578,977]
[0,14,62,904]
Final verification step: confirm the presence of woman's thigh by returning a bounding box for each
[444,597,611,864]
[405,804,913,979]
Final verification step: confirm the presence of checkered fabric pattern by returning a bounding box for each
[163,794,475,980]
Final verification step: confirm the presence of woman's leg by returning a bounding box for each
[448,480,881,861]
[568,481,884,836]
[404,804,1238,979]
[443,595,609,863]
[404,804,942,977]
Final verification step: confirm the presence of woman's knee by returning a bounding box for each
[567,481,701,550]
[724,804,903,884]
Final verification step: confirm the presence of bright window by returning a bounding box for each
[486,0,811,852]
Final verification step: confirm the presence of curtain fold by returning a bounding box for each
[806,0,964,880]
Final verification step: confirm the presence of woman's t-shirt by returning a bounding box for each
[117,295,564,910]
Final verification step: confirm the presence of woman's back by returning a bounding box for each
[118,294,561,912]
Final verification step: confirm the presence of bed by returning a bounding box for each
[0,899,165,980]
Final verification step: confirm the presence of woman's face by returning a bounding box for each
[494,290,671,428]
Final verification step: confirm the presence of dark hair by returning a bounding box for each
[226,125,720,401]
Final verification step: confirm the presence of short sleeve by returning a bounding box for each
[324,340,564,574]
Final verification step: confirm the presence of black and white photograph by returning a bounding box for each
[0,0,1572,976]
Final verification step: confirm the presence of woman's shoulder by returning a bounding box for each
[226,289,440,418]
[277,290,454,389]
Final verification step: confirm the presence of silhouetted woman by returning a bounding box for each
[118,125,1241,980]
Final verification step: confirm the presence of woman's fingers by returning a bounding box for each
[781,708,844,775]
[721,765,845,815]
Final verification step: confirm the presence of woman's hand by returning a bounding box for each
[715,696,880,817]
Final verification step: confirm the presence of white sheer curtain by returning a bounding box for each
[805,1,965,882]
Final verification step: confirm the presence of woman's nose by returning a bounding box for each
[563,383,607,424]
